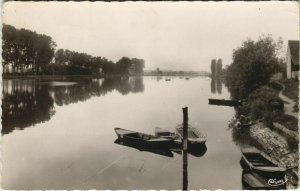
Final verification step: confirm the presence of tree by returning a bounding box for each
[216,59,222,76]
[116,57,131,74]
[131,58,145,74]
[211,59,216,78]
[226,35,282,99]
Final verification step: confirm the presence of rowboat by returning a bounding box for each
[176,124,206,144]
[240,146,286,175]
[208,98,241,106]
[114,128,173,146]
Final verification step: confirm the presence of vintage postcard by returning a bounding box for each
[1,1,299,190]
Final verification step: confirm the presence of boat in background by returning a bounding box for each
[176,124,206,144]
[240,146,286,175]
[114,128,173,146]
[165,78,171,81]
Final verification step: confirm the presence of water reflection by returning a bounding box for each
[2,80,55,135]
[2,77,144,135]
[210,78,222,94]
[114,138,207,158]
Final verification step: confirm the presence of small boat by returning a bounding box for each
[185,77,190,80]
[240,146,286,175]
[165,78,171,81]
[176,124,206,144]
[114,128,173,146]
[208,98,242,107]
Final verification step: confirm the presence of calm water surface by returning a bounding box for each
[2,76,241,189]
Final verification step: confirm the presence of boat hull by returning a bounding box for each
[114,128,173,146]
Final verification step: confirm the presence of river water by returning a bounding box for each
[2,76,242,189]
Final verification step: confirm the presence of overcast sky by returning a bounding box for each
[3,1,299,71]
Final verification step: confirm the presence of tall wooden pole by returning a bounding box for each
[182,107,188,191]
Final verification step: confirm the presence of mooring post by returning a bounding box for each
[182,107,188,191]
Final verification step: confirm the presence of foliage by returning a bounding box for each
[226,35,282,99]
[211,59,216,77]
[2,24,56,74]
[2,24,145,76]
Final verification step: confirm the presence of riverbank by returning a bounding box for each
[241,79,299,189]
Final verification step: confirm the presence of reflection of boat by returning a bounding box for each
[208,98,241,106]
[176,125,206,144]
[114,138,207,158]
[114,139,174,157]
[114,128,173,146]
[242,170,286,190]
[240,146,286,174]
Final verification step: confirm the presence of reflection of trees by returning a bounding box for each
[2,80,55,135]
[51,77,144,106]
[2,77,144,135]
[210,78,222,94]
[211,78,216,94]
[216,78,222,94]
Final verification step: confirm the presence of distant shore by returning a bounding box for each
[3,73,210,80]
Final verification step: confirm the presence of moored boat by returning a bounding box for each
[176,124,206,144]
[240,146,286,175]
[208,98,241,106]
[114,128,173,146]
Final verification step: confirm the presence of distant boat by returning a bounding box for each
[185,77,190,80]
[208,98,242,106]
[165,78,171,81]
[240,146,286,175]
[114,128,173,146]
[176,124,206,144]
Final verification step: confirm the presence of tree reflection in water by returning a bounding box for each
[2,77,144,135]
[210,78,222,94]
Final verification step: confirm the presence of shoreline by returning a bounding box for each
[240,80,299,189]
[2,74,209,80]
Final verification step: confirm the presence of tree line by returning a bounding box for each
[2,24,145,76]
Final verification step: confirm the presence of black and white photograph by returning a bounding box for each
[1,1,299,190]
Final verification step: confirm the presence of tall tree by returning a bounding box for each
[211,59,216,77]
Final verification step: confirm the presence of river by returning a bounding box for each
[2,76,242,189]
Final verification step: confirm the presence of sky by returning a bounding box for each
[2,1,299,71]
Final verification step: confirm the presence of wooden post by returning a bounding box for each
[182,107,188,191]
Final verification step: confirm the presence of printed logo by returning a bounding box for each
[267,178,287,186]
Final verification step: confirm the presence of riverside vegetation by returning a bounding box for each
[225,35,299,188]
[2,24,145,76]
